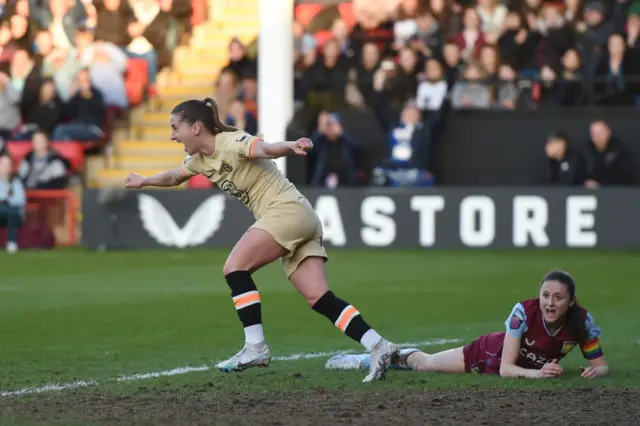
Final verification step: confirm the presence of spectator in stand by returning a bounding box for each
[10,49,41,120]
[442,39,463,87]
[139,0,192,70]
[539,48,586,106]
[594,32,639,105]
[14,78,63,140]
[331,19,352,55]
[53,68,105,142]
[18,130,71,190]
[93,0,135,48]
[479,44,500,84]
[494,64,522,109]
[301,37,350,111]
[0,71,21,140]
[77,28,128,109]
[309,111,360,187]
[350,0,395,58]
[538,131,586,185]
[221,37,256,82]
[456,8,485,62]
[537,5,576,71]
[563,0,585,26]
[126,0,163,97]
[392,0,429,47]
[476,0,508,45]
[0,21,16,65]
[213,68,239,122]
[497,10,540,76]
[238,68,258,119]
[371,68,434,186]
[0,154,25,253]
[226,98,257,136]
[350,41,381,107]
[406,12,444,62]
[387,47,420,110]
[9,12,32,52]
[430,0,462,39]
[416,57,448,116]
[29,0,88,50]
[576,0,628,102]
[583,120,634,187]
[451,61,492,108]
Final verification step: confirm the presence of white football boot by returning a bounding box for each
[325,353,370,370]
[216,342,271,373]
[362,338,399,383]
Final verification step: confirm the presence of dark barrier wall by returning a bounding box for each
[286,108,640,186]
[83,188,640,250]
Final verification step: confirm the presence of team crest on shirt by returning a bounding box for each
[222,163,233,172]
[561,341,577,355]
[509,308,525,329]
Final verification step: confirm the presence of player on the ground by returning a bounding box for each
[124,98,398,382]
[326,270,610,379]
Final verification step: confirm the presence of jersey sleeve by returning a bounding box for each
[228,132,261,160]
[504,302,528,339]
[181,155,200,178]
[580,312,604,360]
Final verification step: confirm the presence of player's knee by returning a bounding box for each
[223,261,247,276]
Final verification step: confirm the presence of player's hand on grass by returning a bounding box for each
[580,366,597,379]
[125,172,145,188]
[292,138,313,156]
[538,359,563,378]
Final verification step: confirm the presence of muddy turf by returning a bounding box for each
[1,249,639,425]
[3,387,640,425]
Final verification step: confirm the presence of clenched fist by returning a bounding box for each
[292,137,313,156]
[125,172,145,188]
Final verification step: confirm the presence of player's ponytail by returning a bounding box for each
[202,97,238,133]
[542,269,588,345]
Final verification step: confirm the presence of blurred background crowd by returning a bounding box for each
[0,0,638,252]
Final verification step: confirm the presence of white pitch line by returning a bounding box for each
[0,338,460,398]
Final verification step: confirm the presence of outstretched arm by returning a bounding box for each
[499,334,563,379]
[249,137,313,160]
[125,168,190,188]
[580,355,609,379]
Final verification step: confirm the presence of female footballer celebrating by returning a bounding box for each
[327,270,610,379]
[124,98,398,383]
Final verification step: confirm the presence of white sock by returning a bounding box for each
[244,324,265,345]
[360,329,382,351]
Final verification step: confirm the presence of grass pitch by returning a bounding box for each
[1,249,639,424]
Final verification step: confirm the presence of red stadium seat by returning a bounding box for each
[295,3,324,27]
[6,141,85,172]
[125,58,148,107]
[338,3,356,29]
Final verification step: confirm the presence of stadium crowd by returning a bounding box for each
[283,0,639,188]
[0,0,194,252]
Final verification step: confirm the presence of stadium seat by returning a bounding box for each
[295,3,323,27]
[125,58,149,107]
[338,3,356,29]
[6,141,85,173]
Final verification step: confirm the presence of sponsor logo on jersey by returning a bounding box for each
[138,194,226,248]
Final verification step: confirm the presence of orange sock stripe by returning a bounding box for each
[233,291,261,310]
[335,305,360,332]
